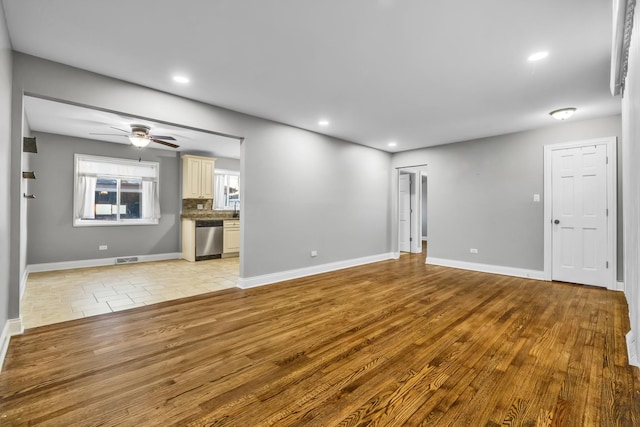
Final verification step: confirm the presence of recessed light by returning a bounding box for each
[388,142,397,147]
[318,120,329,126]
[549,107,576,120]
[173,75,190,84]
[528,51,548,62]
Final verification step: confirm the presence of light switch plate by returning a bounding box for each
[533,194,540,202]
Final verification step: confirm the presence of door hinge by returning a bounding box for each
[606,156,609,164]
[606,208,609,216]
[410,237,413,242]
[606,261,609,269]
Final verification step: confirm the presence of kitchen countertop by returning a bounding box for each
[181,210,240,220]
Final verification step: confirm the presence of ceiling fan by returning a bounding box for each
[91,124,179,149]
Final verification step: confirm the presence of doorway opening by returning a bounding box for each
[396,165,427,256]
[20,95,244,328]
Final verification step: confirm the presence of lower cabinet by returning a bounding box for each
[223,220,240,254]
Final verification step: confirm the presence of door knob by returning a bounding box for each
[554,219,560,224]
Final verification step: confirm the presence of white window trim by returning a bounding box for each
[73,154,160,227]
[214,169,240,211]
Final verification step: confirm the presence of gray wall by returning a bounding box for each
[8,53,392,320]
[27,132,180,264]
[0,5,12,324]
[392,115,623,277]
[243,128,390,276]
[213,156,240,171]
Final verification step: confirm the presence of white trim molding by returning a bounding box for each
[27,252,182,274]
[20,268,29,301]
[627,331,640,367]
[611,0,637,95]
[543,137,618,290]
[426,257,545,281]
[237,253,395,289]
[0,318,24,372]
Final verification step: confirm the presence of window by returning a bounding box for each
[214,170,240,210]
[74,154,160,226]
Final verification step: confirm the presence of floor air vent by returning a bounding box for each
[116,257,139,264]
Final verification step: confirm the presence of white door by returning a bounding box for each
[399,174,411,252]
[551,145,608,287]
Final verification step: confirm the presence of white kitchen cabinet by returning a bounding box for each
[182,154,215,199]
[223,220,240,254]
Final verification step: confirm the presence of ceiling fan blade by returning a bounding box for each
[151,138,179,149]
[110,126,130,133]
[149,135,177,141]
[89,133,128,137]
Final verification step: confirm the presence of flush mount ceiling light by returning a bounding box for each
[129,134,151,147]
[173,75,190,84]
[549,108,577,120]
[528,51,549,62]
[318,120,329,126]
[388,141,397,147]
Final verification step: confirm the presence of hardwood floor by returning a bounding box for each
[1,252,639,426]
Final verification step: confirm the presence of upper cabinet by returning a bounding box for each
[182,154,216,199]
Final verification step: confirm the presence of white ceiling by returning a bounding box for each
[23,96,242,159]
[2,0,620,153]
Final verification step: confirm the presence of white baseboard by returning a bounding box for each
[237,253,395,289]
[617,281,625,292]
[27,252,182,273]
[627,331,639,368]
[422,236,428,241]
[425,257,545,280]
[0,318,24,372]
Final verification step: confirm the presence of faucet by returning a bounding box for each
[233,200,240,217]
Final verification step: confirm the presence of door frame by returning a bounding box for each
[398,172,412,252]
[543,137,617,290]
[421,172,428,242]
[395,166,426,256]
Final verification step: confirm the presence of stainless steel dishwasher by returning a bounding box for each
[195,220,223,260]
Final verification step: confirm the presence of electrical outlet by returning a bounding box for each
[197,204,204,210]
[99,245,108,251]
[533,194,540,202]
[310,250,318,257]
[470,248,478,254]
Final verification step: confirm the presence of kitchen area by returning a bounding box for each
[180,154,240,262]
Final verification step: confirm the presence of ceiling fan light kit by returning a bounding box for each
[129,135,151,147]
[129,124,151,147]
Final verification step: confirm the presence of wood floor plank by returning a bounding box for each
[1,251,639,426]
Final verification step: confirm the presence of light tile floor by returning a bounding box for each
[21,257,239,329]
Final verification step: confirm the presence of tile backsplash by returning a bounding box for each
[183,198,213,210]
